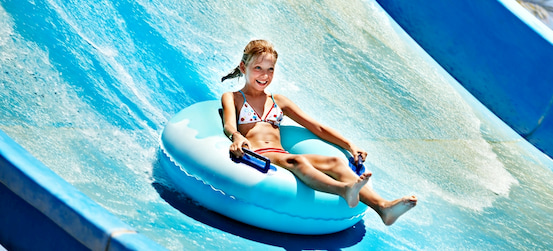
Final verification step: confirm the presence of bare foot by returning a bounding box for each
[344,172,372,208]
[380,195,417,225]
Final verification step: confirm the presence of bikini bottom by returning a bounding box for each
[253,148,289,154]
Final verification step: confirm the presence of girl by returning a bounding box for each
[221,39,417,225]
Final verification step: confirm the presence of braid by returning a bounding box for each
[221,39,278,83]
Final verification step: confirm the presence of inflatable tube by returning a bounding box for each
[159,100,367,235]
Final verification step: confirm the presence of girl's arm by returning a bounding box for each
[275,94,367,162]
[221,92,249,156]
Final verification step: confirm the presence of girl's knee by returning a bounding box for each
[324,156,347,171]
[286,155,307,164]
[327,156,344,166]
[285,155,310,172]
[327,156,356,180]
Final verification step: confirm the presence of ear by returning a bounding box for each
[239,61,246,74]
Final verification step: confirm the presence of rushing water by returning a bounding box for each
[1,0,553,250]
[519,0,553,29]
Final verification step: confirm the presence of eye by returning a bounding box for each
[255,66,262,70]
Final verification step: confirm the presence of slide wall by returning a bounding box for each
[376,0,553,157]
[0,131,165,250]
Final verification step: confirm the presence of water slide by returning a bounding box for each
[1,0,552,250]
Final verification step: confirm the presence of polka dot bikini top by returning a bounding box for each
[237,90,283,127]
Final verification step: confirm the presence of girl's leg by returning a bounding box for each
[302,154,418,225]
[267,153,370,208]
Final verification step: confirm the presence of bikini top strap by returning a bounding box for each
[270,93,277,105]
[238,90,246,104]
[239,90,277,106]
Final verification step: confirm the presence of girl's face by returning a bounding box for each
[241,53,276,92]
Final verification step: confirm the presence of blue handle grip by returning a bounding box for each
[349,153,365,175]
[230,148,271,173]
[357,153,364,166]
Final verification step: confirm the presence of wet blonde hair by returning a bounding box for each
[221,40,279,82]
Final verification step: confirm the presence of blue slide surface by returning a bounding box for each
[1,0,553,250]
[376,0,553,157]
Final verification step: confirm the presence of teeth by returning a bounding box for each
[257,80,267,84]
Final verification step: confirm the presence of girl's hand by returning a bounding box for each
[229,133,250,157]
[350,145,367,164]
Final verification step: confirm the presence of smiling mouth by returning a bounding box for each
[256,80,268,85]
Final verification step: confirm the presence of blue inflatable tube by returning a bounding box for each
[159,100,368,235]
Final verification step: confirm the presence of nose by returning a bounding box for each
[261,71,269,79]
